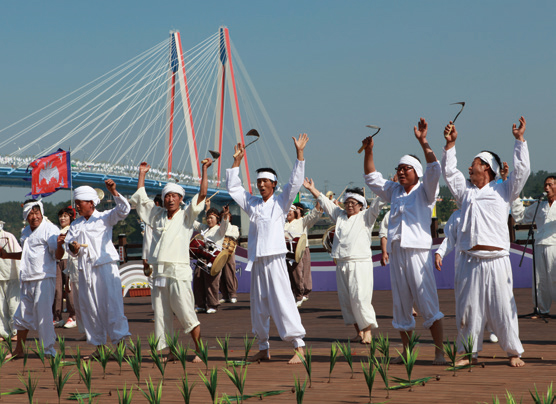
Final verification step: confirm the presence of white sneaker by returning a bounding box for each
[296,300,303,308]
[219,299,227,304]
[206,308,217,314]
[489,332,499,343]
[302,296,309,302]
[230,298,237,304]
[64,318,77,329]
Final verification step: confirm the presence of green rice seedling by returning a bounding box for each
[138,376,163,404]
[73,345,83,383]
[219,394,233,404]
[0,345,14,395]
[18,371,39,404]
[57,335,66,359]
[398,345,418,391]
[128,335,143,364]
[462,334,475,372]
[328,342,339,383]
[117,383,133,404]
[112,340,126,376]
[93,345,112,379]
[504,390,523,404]
[174,342,189,376]
[372,352,391,398]
[367,336,377,360]
[294,376,308,404]
[442,337,459,376]
[197,339,210,375]
[147,333,160,368]
[376,333,390,369]
[21,341,29,373]
[530,382,554,404]
[178,374,195,404]
[361,358,378,403]
[407,331,420,353]
[165,331,180,363]
[32,339,47,372]
[3,334,13,354]
[52,360,74,404]
[199,367,218,404]
[337,340,354,379]
[78,359,93,397]
[216,334,231,366]
[49,352,62,382]
[296,346,313,388]
[222,364,248,403]
[243,334,256,362]
[150,344,168,385]
[125,352,142,383]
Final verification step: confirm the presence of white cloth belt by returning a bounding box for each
[22,200,44,220]
[74,186,101,206]
[398,155,423,177]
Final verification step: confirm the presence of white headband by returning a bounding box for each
[474,152,501,180]
[289,205,297,211]
[162,183,185,201]
[23,200,44,220]
[74,186,101,206]
[398,155,423,178]
[257,171,277,182]
[343,192,367,209]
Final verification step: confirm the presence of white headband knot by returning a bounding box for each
[343,192,367,209]
[398,155,423,178]
[257,171,277,182]
[474,152,501,180]
[161,183,185,201]
[23,200,44,220]
[74,186,101,206]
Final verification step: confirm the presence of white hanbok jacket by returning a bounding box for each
[20,220,59,281]
[226,159,305,267]
[442,140,530,252]
[436,210,461,259]
[284,207,323,248]
[511,199,556,246]
[0,230,21,281]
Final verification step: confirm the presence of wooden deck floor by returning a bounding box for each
[1,288,555,403]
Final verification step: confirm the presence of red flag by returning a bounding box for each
[28,149,72,197]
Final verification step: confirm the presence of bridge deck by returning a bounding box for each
[1,288,554,403]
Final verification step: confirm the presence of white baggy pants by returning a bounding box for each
[251,254,306,351]
[533,244,556,314]
[14,278,56,356]
[0,279,20,338]
[455,253,524,357]
[389,241,444,331]
[78,262,130,346]
[336,259,378,330]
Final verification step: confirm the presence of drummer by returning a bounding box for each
[303,181,384,344]
[193,201,230,314]
[130,159,212,363]
[219,207,240,304]
[284,203,322,307]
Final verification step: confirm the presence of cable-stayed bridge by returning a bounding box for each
[0,26,300,208]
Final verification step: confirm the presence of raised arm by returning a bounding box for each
[363,136,376,175]
[293,133,309,161]
[105,179,131,225]
[227,144,252,213]
[198,158,213,204]
[137,162,150,189]
[441,122,467,204]
[414,118,437,163]
[507,117,530,201]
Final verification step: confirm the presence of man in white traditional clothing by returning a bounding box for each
[131,158,212,362]
[284,203,322,307]
[219,208,240,304]
[65,180,131,352]
[226,133,309,364]
[364,118,446,365]
[0,221,21,341]
[303,183,384,344]
[193,204,230,314]
[1,200,65,358]
[441,116,529,367]
[511,175,556,317]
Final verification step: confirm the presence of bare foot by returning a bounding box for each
[191,354,203,363]
[288,347,304,365]
[360,330,372,344]
[509,356,525,367]
[6,350,23,360]
[455,357,478,367]
[249,350,271,362]
[162,352,176,364]
[433,352,448,365]
[412,308,418,317]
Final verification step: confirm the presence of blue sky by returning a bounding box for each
[1,1,554,202]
